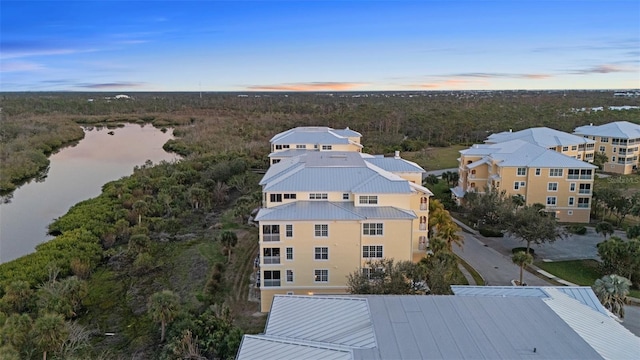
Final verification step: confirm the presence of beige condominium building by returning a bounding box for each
[254,148,432,312]
[574,121,640,174]
[268,126,363,165]
[485,126,595,162]
[452,139,597,223]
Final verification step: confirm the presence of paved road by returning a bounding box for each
[454,232,552,286]
[452,226,640,336]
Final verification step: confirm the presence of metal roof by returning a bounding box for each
[364,157,425,173]
[462,140,597,169]
[542,288,640,360]
[266,296,377,349]
[238,295,605,360]
[236,335,353,360]
[254,201,416,221]
[270,126,361,145]
[268,149,314,158]
[574,121,640,139]
[486,127,595,147]
[451,285,608,316]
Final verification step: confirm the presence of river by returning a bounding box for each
[0,124,180,263]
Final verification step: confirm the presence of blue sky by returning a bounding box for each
[1,1,638,91]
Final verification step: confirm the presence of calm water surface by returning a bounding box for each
[0,124,179,263]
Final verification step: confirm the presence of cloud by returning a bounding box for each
[246,82,366,91]
[77,82,145,89]
[570,64,632,74]
[0,60,44,72]
[447,72,551,79]
[407,79,490,89]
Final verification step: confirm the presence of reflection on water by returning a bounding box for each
[0,124,180,263]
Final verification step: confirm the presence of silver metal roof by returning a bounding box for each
[574,121,640,139]
[542,288,640,360]
[266,296,377,349]
[462,140,597,169]
[268,149,314,158]
[254,201,416,221]
[238,295,606,360]
[364,157,425,173]
[451,285,608,316]
[236,335,354,360]
[486,127,595,147]
[270,126,361,145]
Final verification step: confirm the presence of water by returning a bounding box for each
[0,124,179,263]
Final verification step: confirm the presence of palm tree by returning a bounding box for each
[147,290,180,342]
[219,230,238,262]
[593,274,631,318]
[511,251,533,286]
[31,313,68,360]
[595,221,615,239]
[132,200,148,225]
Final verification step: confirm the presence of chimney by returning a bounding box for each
[394,150,400,159]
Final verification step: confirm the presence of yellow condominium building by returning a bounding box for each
[574,121,640,174]
[255,151,432,312]
[268,126,363,165]
[485,127,595,162]
[452,139,597,223]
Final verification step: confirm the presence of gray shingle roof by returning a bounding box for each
[254,201,416,221]
[574,121,640,139]
[486,127,595,147]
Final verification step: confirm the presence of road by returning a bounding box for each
[452,228,640,337]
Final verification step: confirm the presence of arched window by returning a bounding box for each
[420,197,427,210]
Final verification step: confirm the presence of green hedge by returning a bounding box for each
[479,227,504,237]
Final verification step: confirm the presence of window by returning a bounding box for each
[568,197,575,206]
[535,168,541,176]
[286,247,293,260]
[546,197,557,206]
[562,146,569,151]
[263,248,280,264]
[270,194,282,202]
[514,181,525,190]
[359,195,378,205]
[599,146,606,152]
[601,137,609,143]
[283,193,296,199]
[568,210,573,215]
[363,245,383,258]
[568,169,592,179]
[419,236,428,250]
[612,156,616,162]
[272,159,281,164]
[548,182,558,191]
[309,193,328,200]
[570,183,576,192]
[263,270,281,287]
[285,224,293,237]
[549,168,563,177]
[296,144,306,149]
[286,270,294,282]
[419,216,427,231]
[283,145,290,149]
[262,225,280,242]
[321,145,332,150]
[613,147,617,153]
[571,146,577,150]
[363,223,384,236]
[275,145,283,150]
[343,193,350,200]
[578,197,590,208]
[579,183,591,194]
[314,247,329,260]
[314,224,328,237]
[314,269,328,282]
[517,167,526,176]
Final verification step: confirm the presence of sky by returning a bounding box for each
[1,0,639,92]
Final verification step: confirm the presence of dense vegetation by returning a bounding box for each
[0,90,639,358]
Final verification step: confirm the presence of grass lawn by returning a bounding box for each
[402,145,467,171]
[535,259,640,298]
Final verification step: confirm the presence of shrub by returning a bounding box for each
[512,247,535,256]
[479,227,504,237]
[566,225,587,235]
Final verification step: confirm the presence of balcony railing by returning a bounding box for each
[263,279,281,287]
[578,190,591,194]
[263,256,280,264]
[262,234,280,242]
[420,204,427,211]
[577,204,589,208]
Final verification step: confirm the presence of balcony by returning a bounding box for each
[577,204,590,208]
[578,190,591,194]
[262,234,280,242]
[263,279,281,287]
[420,203,427,211]
[263,256,281,265]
